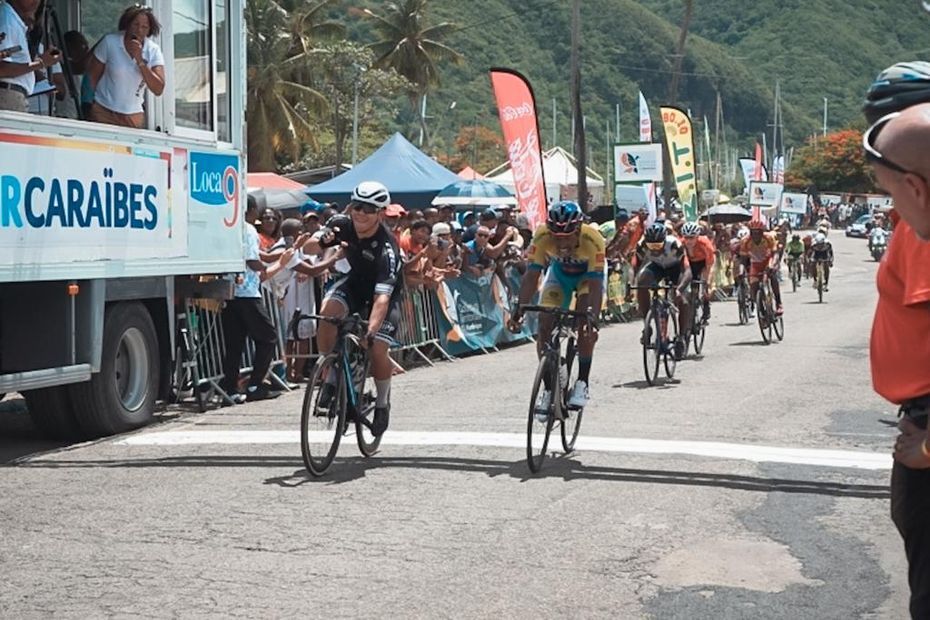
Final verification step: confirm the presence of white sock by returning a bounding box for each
[375,379,391,408]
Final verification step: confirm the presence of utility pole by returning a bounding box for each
[351,73,360,165]
[571,0,588,209]
[667,0,694,104]
[552,98,557,148]
[823,97,828,136]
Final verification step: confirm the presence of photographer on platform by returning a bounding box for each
[0,0,60,113]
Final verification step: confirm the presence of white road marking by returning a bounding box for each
[117,430,891,470]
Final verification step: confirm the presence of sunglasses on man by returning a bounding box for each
[863,111,930,186]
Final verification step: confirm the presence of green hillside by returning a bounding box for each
[345,0,929,175]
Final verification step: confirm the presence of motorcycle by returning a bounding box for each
[869,231,888,261]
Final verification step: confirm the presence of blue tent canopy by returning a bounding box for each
[307,133,460,209]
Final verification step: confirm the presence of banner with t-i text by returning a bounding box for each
[660,106,698,222]
[490,68,547,229]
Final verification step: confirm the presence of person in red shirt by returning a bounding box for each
[864,100,930,617]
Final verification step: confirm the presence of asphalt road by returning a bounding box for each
[0,233,908,618]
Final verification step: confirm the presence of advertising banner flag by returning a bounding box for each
[489,68,547,229]
[773,155,785,184]
[613,143,663,183]
[660,106,698,222]
[638,91,652,143]
[749,181,784,210]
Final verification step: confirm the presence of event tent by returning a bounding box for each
[306,133,460,209]
[485,146,606,205]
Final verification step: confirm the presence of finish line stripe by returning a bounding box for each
[117,430,891,470]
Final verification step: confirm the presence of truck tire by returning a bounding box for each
[70,302,160,437]
[23,386,84,440]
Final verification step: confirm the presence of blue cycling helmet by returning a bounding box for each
[644,222,667,243]
[547,200,583,234]
[863,61,930,123]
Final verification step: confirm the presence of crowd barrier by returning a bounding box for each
[169,255,739,410]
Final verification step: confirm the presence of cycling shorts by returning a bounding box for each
[690,260,707,282]
[748,261,771,281]
[540,262,598,309]
[322,275,402,345]
[641,262,682,286]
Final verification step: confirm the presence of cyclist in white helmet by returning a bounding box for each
[302,181,403,436]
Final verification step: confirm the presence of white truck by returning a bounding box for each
[0,0,247,438]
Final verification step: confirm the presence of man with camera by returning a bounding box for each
[0,0,60,113]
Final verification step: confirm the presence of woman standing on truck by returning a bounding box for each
[86,4,165,128]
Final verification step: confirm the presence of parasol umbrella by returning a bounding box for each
[431,180,518,206]
[701,204,753,224]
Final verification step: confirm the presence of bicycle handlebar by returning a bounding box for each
[288,310,368,342]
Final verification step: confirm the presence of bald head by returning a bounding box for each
[875,103,930,177]
[873,103,930,239]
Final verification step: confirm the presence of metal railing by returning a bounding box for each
[391,284,455,368]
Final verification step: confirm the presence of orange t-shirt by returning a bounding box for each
[870,218,930,404]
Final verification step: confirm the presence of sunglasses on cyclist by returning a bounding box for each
[645,241,665,252]
[863,112,929,184]
[350,201,381,215]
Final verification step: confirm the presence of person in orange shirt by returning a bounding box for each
[739,220,783,315]
[680,221,716,324]
[863,99,930,618]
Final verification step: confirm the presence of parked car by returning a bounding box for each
[846,214,873,238]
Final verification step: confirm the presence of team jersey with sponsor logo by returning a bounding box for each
[527,222,606,278]
[739,233,779,264]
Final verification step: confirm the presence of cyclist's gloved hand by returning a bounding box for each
[507,307,524,333]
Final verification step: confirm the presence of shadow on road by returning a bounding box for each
[729,341,768,347]
[9,451,888,499]
[259,455,890,499]
[616,379,680,390]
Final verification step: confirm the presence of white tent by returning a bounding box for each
[485,146,605,205]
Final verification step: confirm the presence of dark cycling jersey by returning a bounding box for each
[811,241,834,262]
[321,214,403,302]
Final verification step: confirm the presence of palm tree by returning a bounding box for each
[246,0,329,171]
[366,0,463,145]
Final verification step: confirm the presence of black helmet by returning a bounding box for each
[644,222,667,243]
[863,61,930,123]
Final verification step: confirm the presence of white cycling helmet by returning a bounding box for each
[681,222,701,237]
[351,181,391,209]
[737,227,750,240]
[814,233,827,244]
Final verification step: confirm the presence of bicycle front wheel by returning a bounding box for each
[348,342,382,458]
[642,310,661,386]
[737,284,749,325]
[664,306,679,379]
[817,268,824,303]
[301,354,346,477]
[560,337,583,452]
[756,289,772,344]
[526,356,554,473]
[773,312,785,342]
[692,303,706,356]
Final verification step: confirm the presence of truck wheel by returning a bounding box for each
[70,302,160,437]
[23,386,84,440]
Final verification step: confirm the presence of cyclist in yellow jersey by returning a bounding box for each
[509,201,604,410]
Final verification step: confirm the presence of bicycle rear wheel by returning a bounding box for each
[347,339,381,458]
[560,337,583,452]
[737,284,749,325]
[756,289,772,344]
[527,356,554,473]
[664,305,679,378]
[642,310,661,386]
[301,354,345,477]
